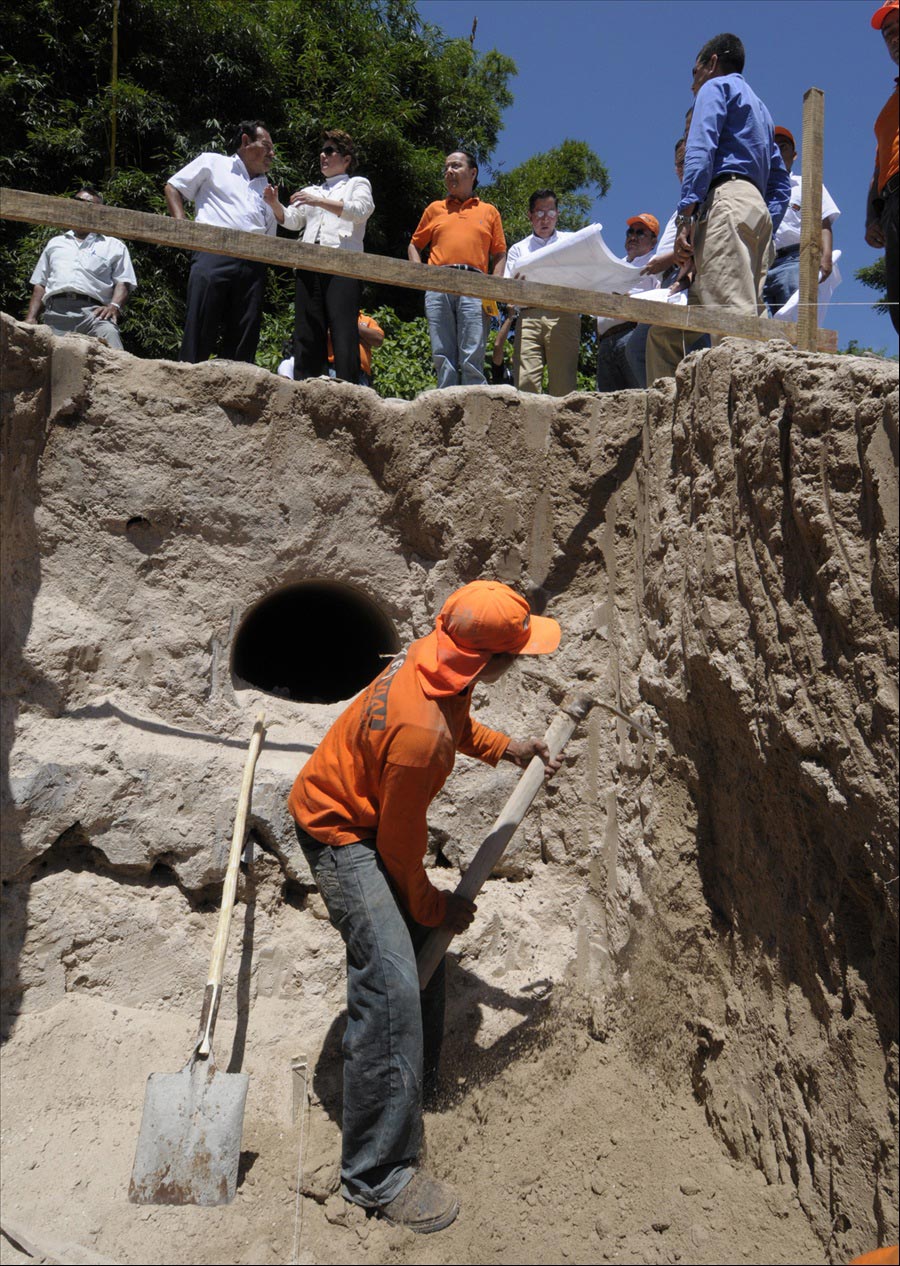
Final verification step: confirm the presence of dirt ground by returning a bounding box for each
[0,986,825,1266]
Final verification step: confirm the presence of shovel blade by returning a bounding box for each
[128,1056,249,1206]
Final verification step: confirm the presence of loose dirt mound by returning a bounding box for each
[0,992,825,1266]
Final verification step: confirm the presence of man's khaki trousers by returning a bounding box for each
[645,178,773,384]
[513,308,581,395]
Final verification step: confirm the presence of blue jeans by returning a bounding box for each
[624,323,651,389]
[763,245,800,314]
[297,829,446,1207]
[424,289,488,387]
[596,324,640,392]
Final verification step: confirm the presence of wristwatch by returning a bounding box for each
[675,212,698,231]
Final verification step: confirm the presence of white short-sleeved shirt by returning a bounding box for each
[167,152,276,235]
[30,231,137,304]
[654,210,679,259]
[774,172,840,250]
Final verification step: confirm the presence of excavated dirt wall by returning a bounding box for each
[0,313,897,1263]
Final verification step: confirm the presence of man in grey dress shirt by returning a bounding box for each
[26,187,137,350]
[165,121,277,363]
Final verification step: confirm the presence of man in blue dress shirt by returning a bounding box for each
[646,34,790,383]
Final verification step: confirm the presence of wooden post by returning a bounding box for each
[797,87,825,352]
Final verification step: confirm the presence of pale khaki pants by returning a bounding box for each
[645,178,773,384]
[513,309,581,395]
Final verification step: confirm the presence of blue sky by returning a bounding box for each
[419,0,898,354]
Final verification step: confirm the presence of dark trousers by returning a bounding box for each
[596,324,640,392]
[294,271,360,382]
[179,252,266,363]
[763,245,801,314]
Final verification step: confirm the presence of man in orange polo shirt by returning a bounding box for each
[408,151,507,387]
[289,580,561,1231]
[866,0,899,334]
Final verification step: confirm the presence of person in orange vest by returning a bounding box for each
[287,581,562,1232]
[865,0,899,334]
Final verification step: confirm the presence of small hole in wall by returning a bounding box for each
[232,580,400,704]
[125,516,164,554]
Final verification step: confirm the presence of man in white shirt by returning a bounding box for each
[165,121,277,363]
[25,188,136,351]
[763,126,840,313]
[596,214,659,392]
[504,190,580,395]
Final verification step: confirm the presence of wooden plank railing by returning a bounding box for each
[0,187,838,352]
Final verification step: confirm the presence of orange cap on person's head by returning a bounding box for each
[440,581,561,656]
[774,126,796,147]
[627,213,659,237]
[850,1246,899,1265]
[871,0,898,28]
[414,581,560,698]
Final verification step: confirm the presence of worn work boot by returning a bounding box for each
[378,1171,459,1233]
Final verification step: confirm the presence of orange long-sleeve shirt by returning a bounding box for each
[288,635,510,926]
[874,80,899,191]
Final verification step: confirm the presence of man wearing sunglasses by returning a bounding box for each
[595,214,659,393]
[645,34,789,383]
[504,190,580,395]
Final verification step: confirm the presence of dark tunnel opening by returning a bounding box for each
[231,581,400,704]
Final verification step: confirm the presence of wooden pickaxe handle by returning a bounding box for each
[416,694,596,989]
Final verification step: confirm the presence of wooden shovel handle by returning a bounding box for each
[197,712,266,1055]
[416,694,594,989]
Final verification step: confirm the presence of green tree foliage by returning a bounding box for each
[1,0,517,348]
[839,336,898,362]
[369,305,436,398]
[855,256,889,315]
[1,0,611,391]
[479,139,610,246]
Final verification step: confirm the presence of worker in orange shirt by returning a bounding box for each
[865,0,899,334]
[288,581,561,1232]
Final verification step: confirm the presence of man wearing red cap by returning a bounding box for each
[866,0,899,335]
[288,580,561,1232]
[596,214,660,392]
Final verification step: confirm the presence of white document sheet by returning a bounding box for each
[512,223,651,294]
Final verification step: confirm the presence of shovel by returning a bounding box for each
[128,712,266,1206]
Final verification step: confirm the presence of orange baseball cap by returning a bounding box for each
[774,126,796,147]
[871,0,898,27]
[442,580,560,655]
[416,580,561,697]
[627,213,659,236]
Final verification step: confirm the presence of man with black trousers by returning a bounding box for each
[165,121,277,363]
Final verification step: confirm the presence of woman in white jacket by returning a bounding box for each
[264,130,374,382]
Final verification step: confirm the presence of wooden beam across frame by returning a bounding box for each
[0,187,838,353]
